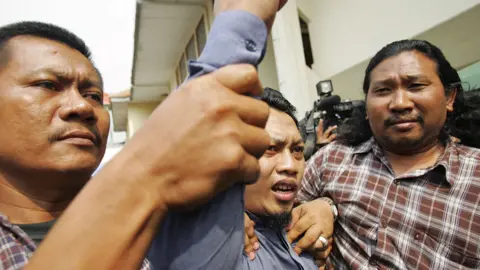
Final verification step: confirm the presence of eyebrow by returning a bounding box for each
[405,74,430,82]
[24,67,103,90]
[270,136,287,144]
[371,74,430,87]
[270,135,304,145]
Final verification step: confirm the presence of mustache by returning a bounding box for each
[48,126,102,146]
[384,114,424,127]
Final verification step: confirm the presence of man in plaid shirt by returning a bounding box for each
[291,40,480,269]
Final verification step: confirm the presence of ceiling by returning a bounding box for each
[131,0,205,102]
[110,0,206,132]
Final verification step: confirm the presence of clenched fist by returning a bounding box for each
[120,64,271,210]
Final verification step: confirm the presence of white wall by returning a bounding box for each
[127,102,160,138]
[303,0,480,79]
[258,35,280,90]
[271,0,313,118]
[0,0,136,94]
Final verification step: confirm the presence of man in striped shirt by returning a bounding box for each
[296,40,480,269]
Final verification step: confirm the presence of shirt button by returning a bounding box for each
[245,40,257,52]
[381,219,388,228]
[393,180,399,185]
[369,259,378,266]
[415,233,421,240]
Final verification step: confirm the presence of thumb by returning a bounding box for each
[212,64,263,96]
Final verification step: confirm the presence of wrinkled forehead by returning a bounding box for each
[266,109,302,144]
[370,51,439,83]
[1,35,101,84]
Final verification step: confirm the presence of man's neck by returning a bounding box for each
[384,141,445,176]
[0,172,80,224]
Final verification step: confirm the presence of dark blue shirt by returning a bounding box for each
[148,11,315,270]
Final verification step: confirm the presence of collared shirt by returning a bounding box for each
[241,213,317,270]
[298,138,480,269]
[0,214,151,269]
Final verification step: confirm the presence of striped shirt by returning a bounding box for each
[298,138,480,269]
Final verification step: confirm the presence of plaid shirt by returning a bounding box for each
[0,214,151,269]
[298,138,480,269]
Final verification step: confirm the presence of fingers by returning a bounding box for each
[313,235,333,250]
[286,207,306,243]
[286,206,301,233]
[243,213,259,260]
[233,94,271,128]
[328,134,337,142]
[237,120,271,159]
[323,125,337,137]
[286,208,313,244]
[314,245,332,261]
[212,64,263,97]
[316,259,326,270]
[316,120,325,136]
[212,65,270,128]
[235,152,262,185]
[293,223,324,255]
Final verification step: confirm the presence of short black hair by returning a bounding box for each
[261,87,298,127]
[0,21,102,86]
[0,21,92,59]
[339,39,464,146]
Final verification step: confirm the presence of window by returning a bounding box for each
[299,16,314,68]
[175,15,208,81]
[186,37,197,61]
[179,53,187,83]
[196,18,207,54]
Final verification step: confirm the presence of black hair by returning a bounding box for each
[261,87,298,127]
[0,21,102,85]
[338,39,464,146]
[0,21,91,59]
[450,88,480,148]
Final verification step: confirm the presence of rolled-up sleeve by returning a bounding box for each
[188,10,268,79]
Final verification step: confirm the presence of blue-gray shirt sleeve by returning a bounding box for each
[147,10,267,270]
[187,10,268,79]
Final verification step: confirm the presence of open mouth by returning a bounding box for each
[271,182,297,202]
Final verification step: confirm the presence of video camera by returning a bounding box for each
[300,80,365,160]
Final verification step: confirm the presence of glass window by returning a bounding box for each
[186,36,197,60]
[299,16,314,68]
[196,17,207,55]
[179,53,187,82]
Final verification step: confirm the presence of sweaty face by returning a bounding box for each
[366,51,456,154]
[245,108,305,217]
[0,36,109,183]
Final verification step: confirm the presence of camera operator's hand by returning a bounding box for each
[214,0,288,31]
[316,120,337,145]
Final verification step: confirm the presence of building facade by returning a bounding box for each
[112,0,480,139]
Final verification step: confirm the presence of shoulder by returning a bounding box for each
[453,144,480,162]
[307,141,360,168]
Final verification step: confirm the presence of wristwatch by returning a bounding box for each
[320,197,338,221]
